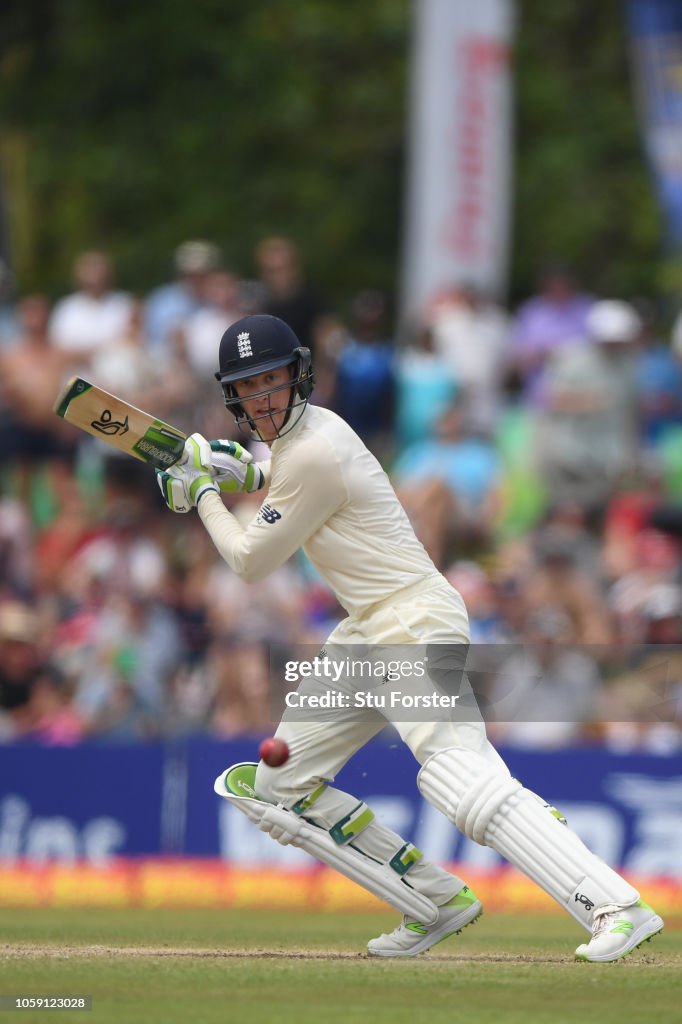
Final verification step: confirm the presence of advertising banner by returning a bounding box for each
[1,736,680,880]
[401,0,515,320]
[628,0,682,245]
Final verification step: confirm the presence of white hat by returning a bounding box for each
[642,583,681,620]
[174,240,220,274]
[586,300,642,343]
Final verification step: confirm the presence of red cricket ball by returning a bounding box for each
[259,737,290,768]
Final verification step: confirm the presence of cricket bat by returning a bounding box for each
[54,376,189,470]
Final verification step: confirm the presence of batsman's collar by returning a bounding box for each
[270,400,312,454]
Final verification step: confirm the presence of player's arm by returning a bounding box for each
[198,436,346,583]
[256,458,272,487]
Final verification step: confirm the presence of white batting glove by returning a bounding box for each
[156,433,218,513]
[209,439,265,494]
[257,805,306,847]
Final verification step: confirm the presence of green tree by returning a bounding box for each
[0,0,670,312]
[513,0,662,303]
[0,0,409,305]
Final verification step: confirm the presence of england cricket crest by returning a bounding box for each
[237,332,253,357]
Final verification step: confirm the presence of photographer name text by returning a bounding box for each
[284,691,460,709]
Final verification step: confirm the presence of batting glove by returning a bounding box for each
[257,805,307,848]
[209,439,265,493]
[156,433,219,513]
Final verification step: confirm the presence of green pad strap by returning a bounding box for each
[389,843,424,877]
[329,802,375,845]
[292,782,328,815]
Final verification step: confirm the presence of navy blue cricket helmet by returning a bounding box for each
[215,314,314,438]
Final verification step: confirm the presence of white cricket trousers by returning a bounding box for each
[255,576,511,906]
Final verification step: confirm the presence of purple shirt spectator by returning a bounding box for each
[511,266,594,405]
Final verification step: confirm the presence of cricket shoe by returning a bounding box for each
[367,885,482,957]
[575,899,664,963]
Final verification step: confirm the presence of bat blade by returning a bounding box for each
[54,377,187,469]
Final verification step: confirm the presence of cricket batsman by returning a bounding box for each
[157,314,663,962]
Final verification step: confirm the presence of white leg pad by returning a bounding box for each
[214,768,438,925]
[418,748,638,931]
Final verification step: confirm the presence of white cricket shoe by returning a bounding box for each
[575,899,664,963]
[367,885,482,958]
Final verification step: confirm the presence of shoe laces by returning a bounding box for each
[591,909,613,938]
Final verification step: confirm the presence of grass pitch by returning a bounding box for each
[1,908,679,1024]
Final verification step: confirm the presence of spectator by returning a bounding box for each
[89,298,161,397]
[608,528,681,644]
[394,324,457,446]
[597,584,682,750]
[26,673,84,746]
[0,294,75,511]
[0,601,61,740]
[488,607,601,749]
[536,299,641,510]
[0,498,34,599]
[446,561,512,644]
[510,262,594,403]
[635,305,682,448]
[255,235,337,359]
[653,316,682,499]
[180,269,243,380]
[33,473,94,597]
[209,640,273,737]
[333,290,394,459]
[144,239,221,351]
[393,401,504,565]
[600,459,667,583]
[49,250,134,362]
[524,527,614,645]
[68,497,169,602]
[428,282,510,430]
[641,582,682,645]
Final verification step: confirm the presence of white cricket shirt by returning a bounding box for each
[198,404,443,617]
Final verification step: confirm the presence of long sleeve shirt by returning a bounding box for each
[198,404,442,618]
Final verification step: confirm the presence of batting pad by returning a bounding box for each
[214,765,439,925]
[417,748,638,931]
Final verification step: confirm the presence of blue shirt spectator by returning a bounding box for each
[394,327,457,445]
[636,342,682,445]
[144,240,220,351]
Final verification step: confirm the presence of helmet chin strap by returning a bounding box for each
[235,384,303,442]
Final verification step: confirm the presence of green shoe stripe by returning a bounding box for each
[610,921,634,935]
[445,885,478,910]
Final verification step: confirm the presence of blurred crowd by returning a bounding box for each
[0,242,681,751]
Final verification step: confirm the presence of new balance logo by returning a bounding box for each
[237,332,253,358]
[258,503,282,524]
[575,893,595,911]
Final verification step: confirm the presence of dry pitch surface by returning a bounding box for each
[1,908,680,1024]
